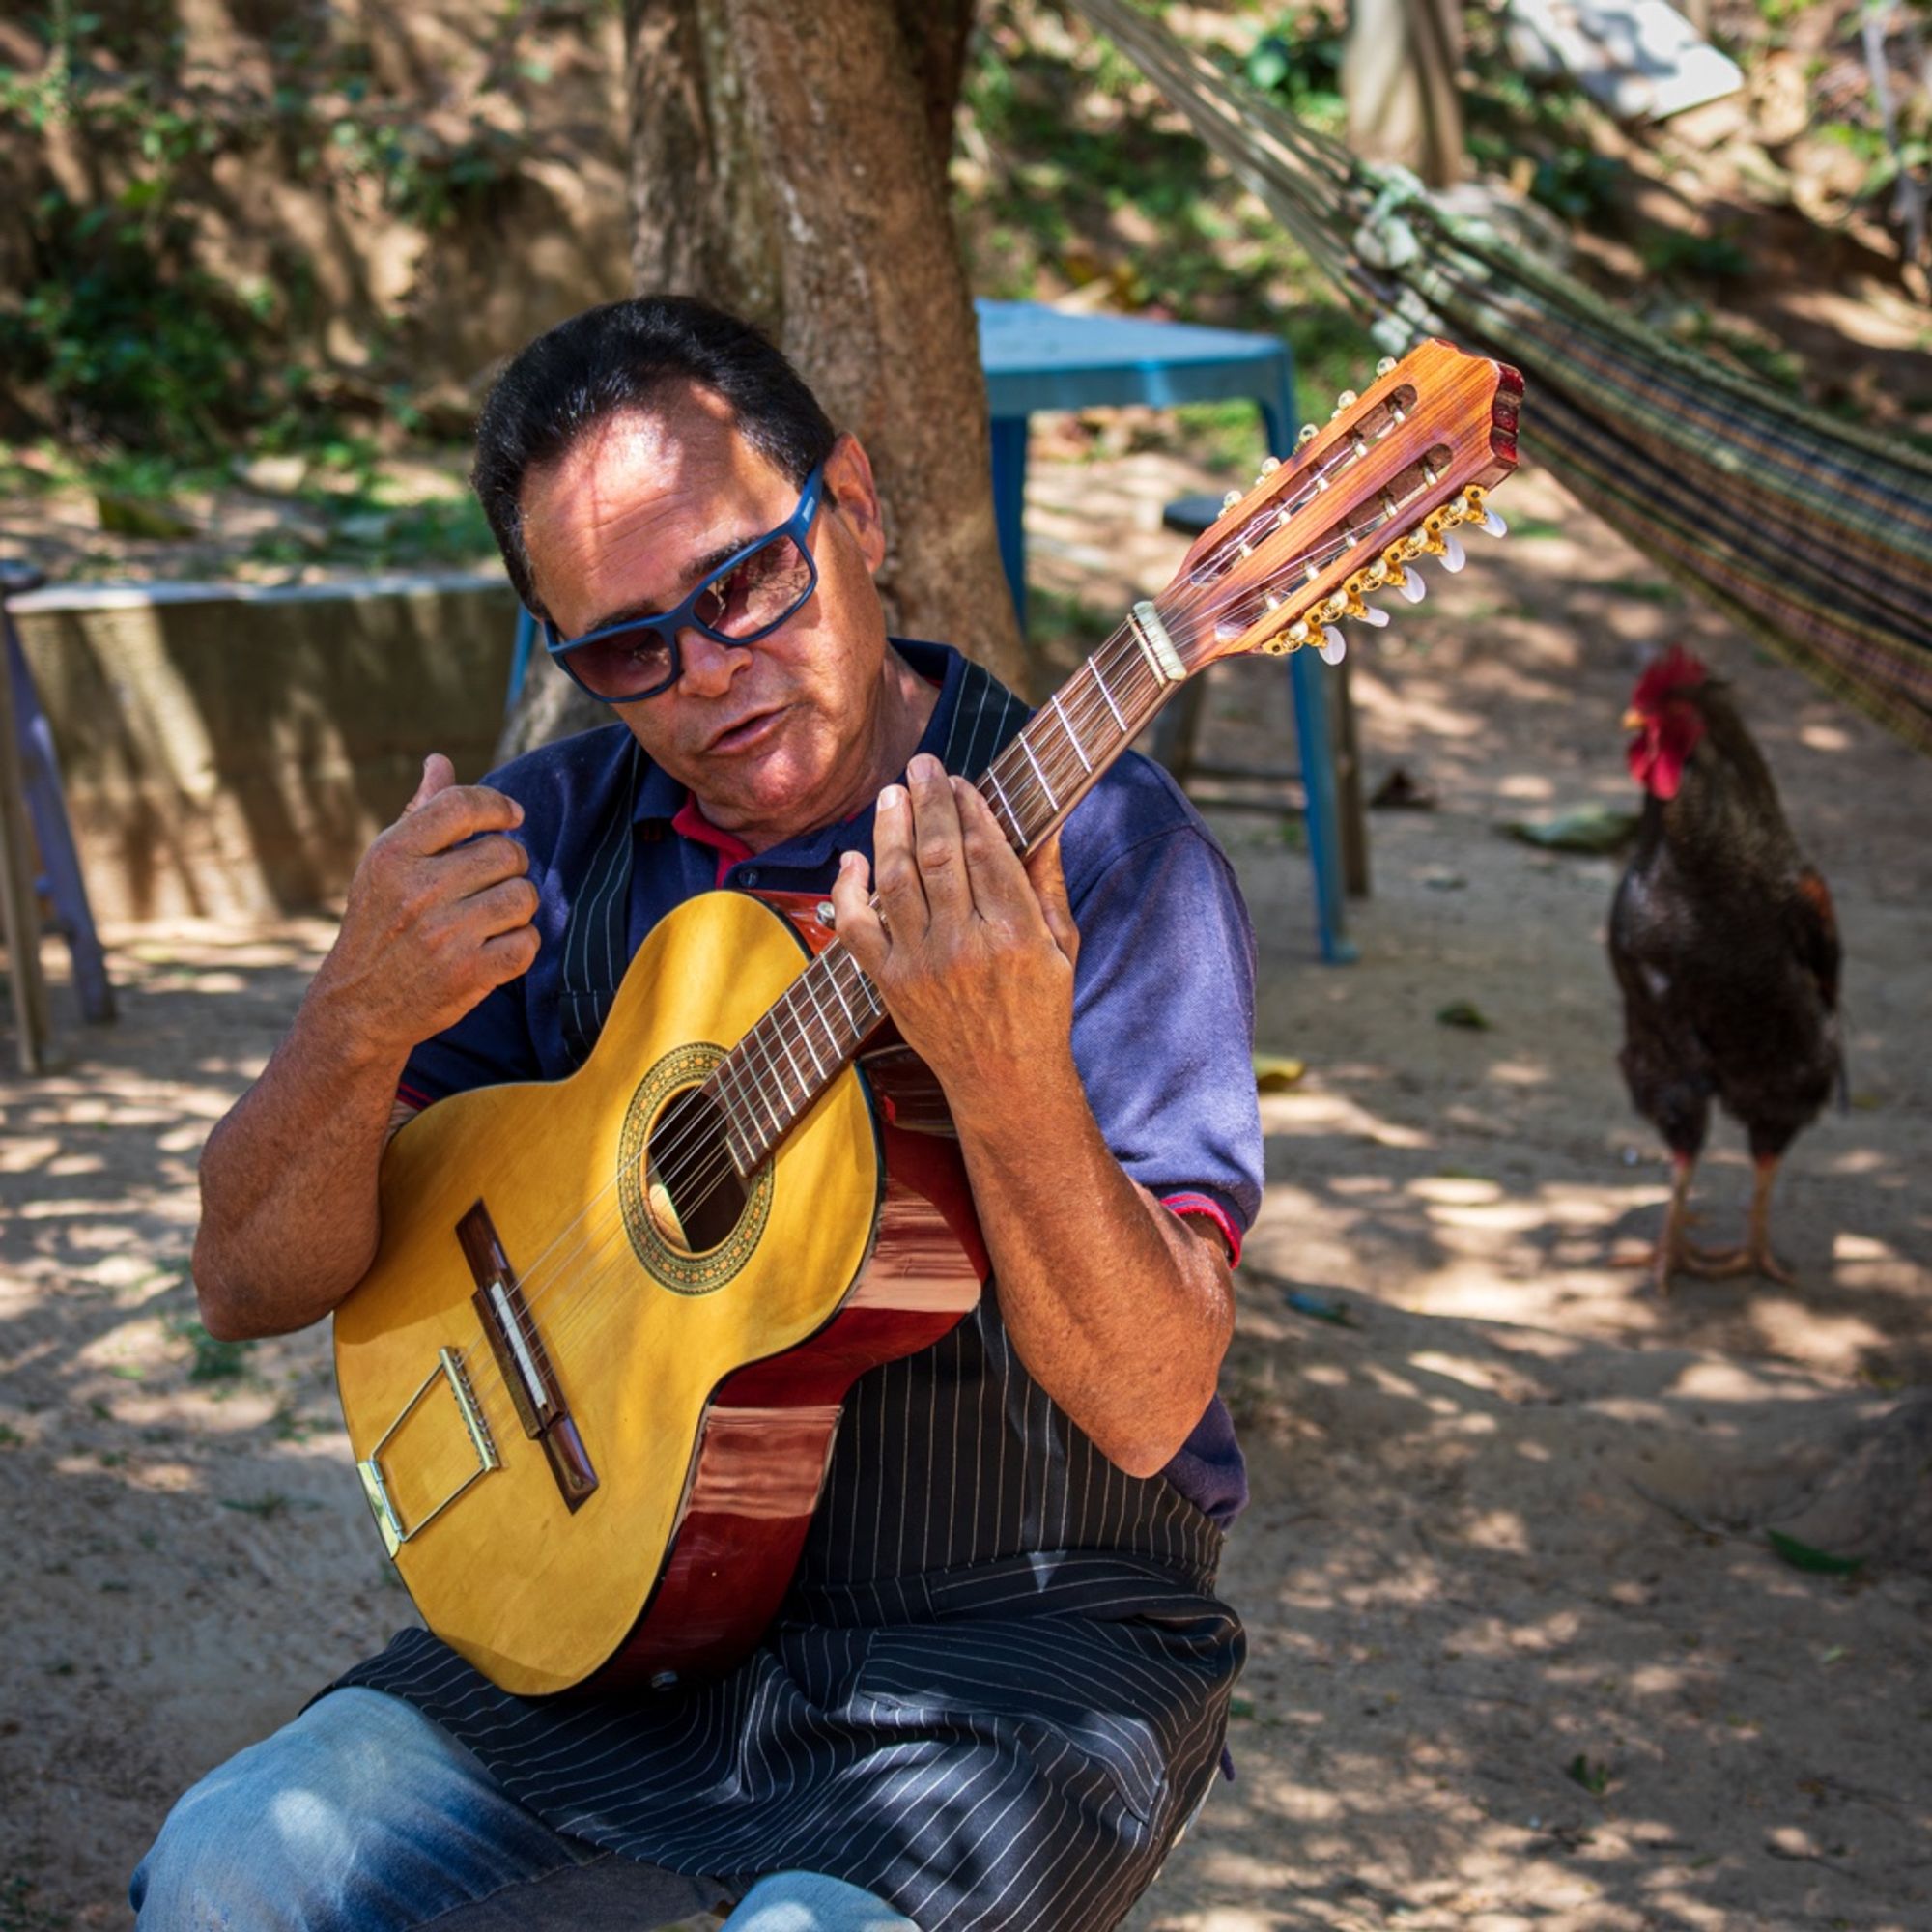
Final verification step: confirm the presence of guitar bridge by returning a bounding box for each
[357,1347,499,1555]
[459,1201,600,1512]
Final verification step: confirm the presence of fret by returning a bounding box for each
[982,765,1024,848]
[708,1068,757,1177]
[824,952,863,1033]
[799,964,842,1061]
[772,1006,810,1094]
[743,1036,787,1142]
[1050,691,1093,774]
[1092,659,1128,734]
[1018,733,1059,814]
[790,985,831,1078]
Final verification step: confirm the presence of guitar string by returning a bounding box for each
[405,616,1173,1463]
[400,468,1457,1491]
[395,470,1452,1477]
[401,483,1437,1482]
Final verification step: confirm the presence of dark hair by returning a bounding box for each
[471,296,838,616]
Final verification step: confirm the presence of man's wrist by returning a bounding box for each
[292,978,413,1085]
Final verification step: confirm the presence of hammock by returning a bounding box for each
[1067,0,1932,755]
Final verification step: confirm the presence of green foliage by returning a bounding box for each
[0,0,542,460]
[1242,17,1346,133]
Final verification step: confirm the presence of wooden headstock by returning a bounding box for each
[1153,340,1523,670]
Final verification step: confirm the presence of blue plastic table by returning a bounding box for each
[976,298,1349,962]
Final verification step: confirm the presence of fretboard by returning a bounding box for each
[709,604,1188,1177]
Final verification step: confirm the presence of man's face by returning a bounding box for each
[519,384,894,845]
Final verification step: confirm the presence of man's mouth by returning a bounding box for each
[705,706,787,754]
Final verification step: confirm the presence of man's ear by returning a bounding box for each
[823,431,887,574]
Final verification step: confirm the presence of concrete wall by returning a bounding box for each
[12,576,520,923]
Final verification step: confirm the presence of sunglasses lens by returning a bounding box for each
[566,622,674,700]
[696,535,813,639]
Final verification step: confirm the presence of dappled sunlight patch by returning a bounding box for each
[1261,1088,1433,1150]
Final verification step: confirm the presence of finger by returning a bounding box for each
[869,780,930,942]
[392,782,525,855]
[462,873,541,938]
[830,849,889,976]
[1025,831,1081,971]
[952,778,1042,932]
[906,753,972,924]
[402,753,457,814]
[479,923,541,983]
[441,832,530,895]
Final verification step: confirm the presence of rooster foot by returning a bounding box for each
[1677,1242,1798,1287]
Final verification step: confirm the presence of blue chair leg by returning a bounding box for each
[5,616,114,1024]
[1289,645,1354,965]
[505,606,536,717]
[988,414,1030,633]
[1263,361,1352,965]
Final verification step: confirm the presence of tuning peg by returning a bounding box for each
[1328,388,1358,420]
[1441,533,1466,573]
[1356,601,1390,628]
[1320,626,1347,665]
[1479,508,1507,538]
[1396,564,1427,604]
[1221,489,1242,511]
[1376,355,1398,377]
[1257,456,1281,479]
[1296,423,1319,447]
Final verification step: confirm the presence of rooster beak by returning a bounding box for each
[1621,708,1644,731]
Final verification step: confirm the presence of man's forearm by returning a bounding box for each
[192,991,406,1339]
[951,1060,1235,1478]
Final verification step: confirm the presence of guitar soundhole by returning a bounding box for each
[642,1084,749,1258]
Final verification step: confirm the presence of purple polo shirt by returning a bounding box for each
[399,639,1262,1522]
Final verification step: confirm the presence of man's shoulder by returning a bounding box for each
[1062,750,1230,898]
[484,721,638,801]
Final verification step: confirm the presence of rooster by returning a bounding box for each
[1608,648,1842,1293]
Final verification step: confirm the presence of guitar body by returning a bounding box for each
[333,890,984,1697]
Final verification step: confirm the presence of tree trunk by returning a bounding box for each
[500,0,1023,760]
[1343,0,1465,191]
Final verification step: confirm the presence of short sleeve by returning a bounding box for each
[1061,762,1263,1250]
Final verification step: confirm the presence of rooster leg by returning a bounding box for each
[1680,1157,1797,1285]
[1639,1154,1700,1295]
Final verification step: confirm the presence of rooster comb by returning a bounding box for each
[1631,645,1710,715]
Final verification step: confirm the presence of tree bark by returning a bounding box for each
[1343,0,1465,191]
[500,0,1023,760]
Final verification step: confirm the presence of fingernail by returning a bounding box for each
[912,754,941,782]
[879,785,904,811]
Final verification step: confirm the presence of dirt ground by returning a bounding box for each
[1,454,1927,1931]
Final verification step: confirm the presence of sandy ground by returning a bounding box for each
[1,456,1928,1930]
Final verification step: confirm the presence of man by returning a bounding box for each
[133,297,1263,1931]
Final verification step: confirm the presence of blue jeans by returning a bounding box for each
[130,1687,917,1930]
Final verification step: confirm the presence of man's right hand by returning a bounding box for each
[307,753,542,1065]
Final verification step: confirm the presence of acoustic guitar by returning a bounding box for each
[333,339,1522,1696]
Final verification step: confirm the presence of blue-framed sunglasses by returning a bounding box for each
[542,460,827,703]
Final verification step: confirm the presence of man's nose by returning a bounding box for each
[677,627,750,697]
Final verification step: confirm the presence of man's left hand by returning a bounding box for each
[832,753,1079,1125]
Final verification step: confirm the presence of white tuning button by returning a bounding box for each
[1221,489,1242,510]
[1258,456,1281,477]
[1358,602,1390,628]
[1481,508,1508,538]
[1320,627,1348,665]
[1397,564,1427,603]
[1441,533,1466,573]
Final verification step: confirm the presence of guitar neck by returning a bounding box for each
[706,610,1190,1177]
[970,602,1184,860]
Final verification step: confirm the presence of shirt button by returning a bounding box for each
[740,868,759,886]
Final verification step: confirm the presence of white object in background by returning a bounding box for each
[1503,0,1744,122]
